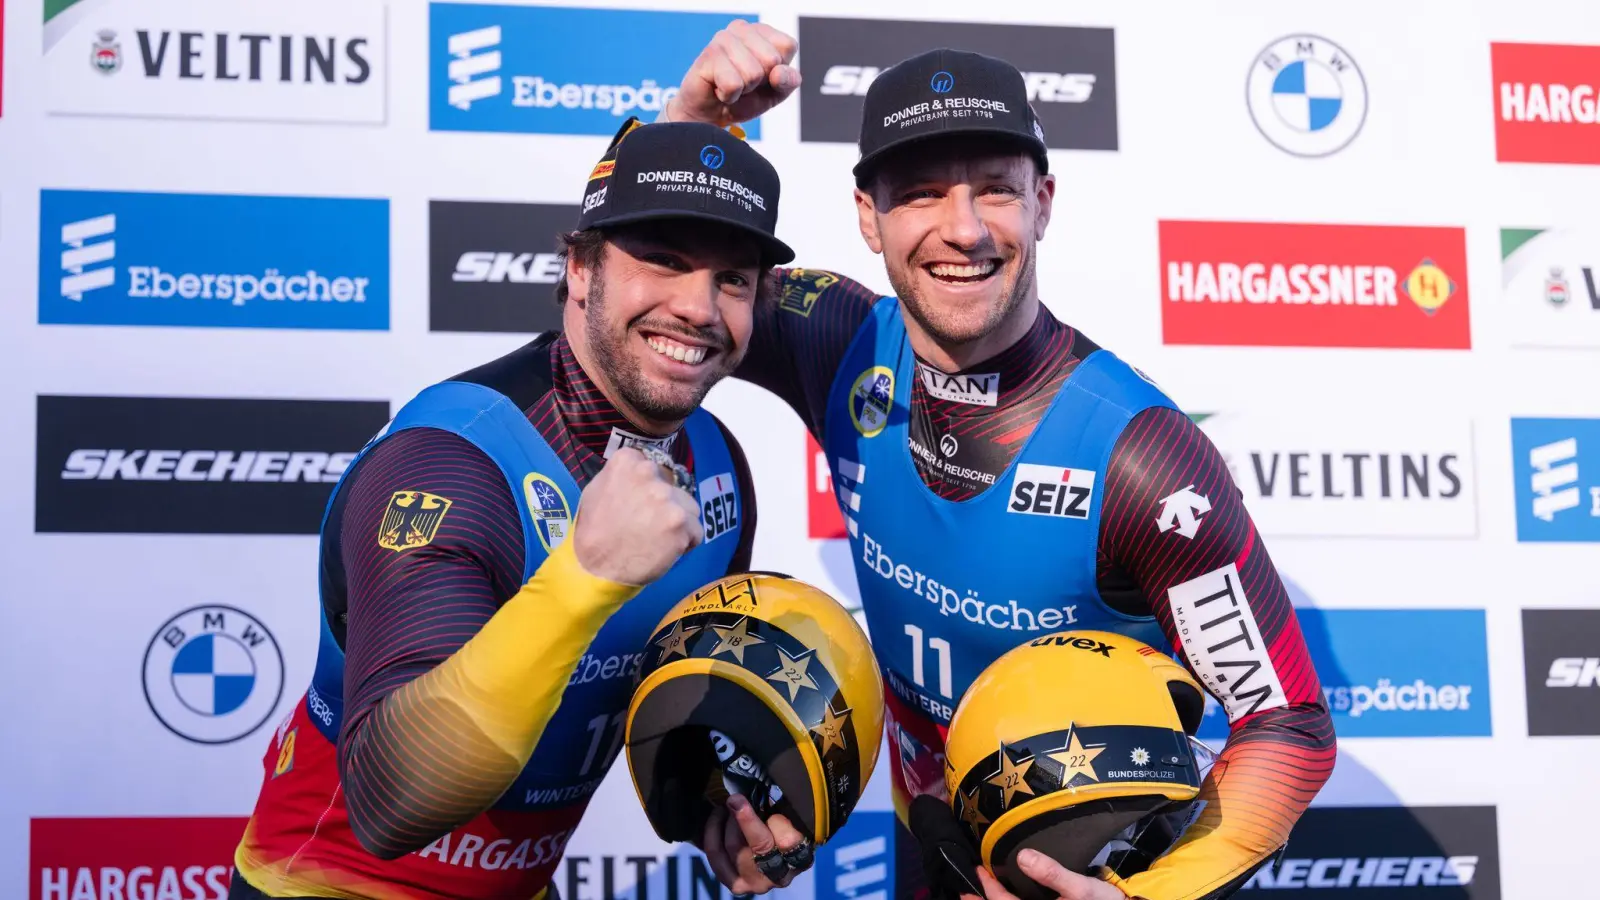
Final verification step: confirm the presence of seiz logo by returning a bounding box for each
[452,250,562,285]
[820,64,1096,103]
[60,214,117,301]
[1029,635,1113,656]
[1549,658,1600,688]
[581,184,606,214]
[698,471,739,543]
[446,26,503,110]
[1008,463,1095,519]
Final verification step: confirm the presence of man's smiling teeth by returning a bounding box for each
[928,261,997,279]
[646,335,707,365]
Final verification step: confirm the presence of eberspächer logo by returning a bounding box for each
[430,4,761,137]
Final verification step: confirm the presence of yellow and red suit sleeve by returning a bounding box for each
[329,428,641,859]
[1099,409,1338,899]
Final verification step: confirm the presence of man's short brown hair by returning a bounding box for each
[550,226,782,309]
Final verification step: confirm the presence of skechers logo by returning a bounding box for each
[61,449,354,483]
[1008,463,1095,519]
[1245,855,1477,889]
[1547,657,1600,688]
[821,65,1096,102]
[453,251,563,284]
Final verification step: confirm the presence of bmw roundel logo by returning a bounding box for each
[1246,34,1368,158]
[143,605,285,745]
[930,71,954,93]
[700,145,726,169]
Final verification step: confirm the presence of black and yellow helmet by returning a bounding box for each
[625,572,885,846]
[943,630,1209,900]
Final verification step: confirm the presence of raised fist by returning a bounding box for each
[572,447,703,586]
[662,20,800,127]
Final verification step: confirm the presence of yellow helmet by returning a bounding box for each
[943,630,1209,900]
[625,572,885,845]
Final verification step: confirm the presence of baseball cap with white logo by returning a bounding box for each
[854,48,1049,184]
[577,117,794,265]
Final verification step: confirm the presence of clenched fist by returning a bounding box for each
[661,20,800,127]
[572,447,703,586]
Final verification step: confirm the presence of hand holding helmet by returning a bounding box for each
[624,571,886,895]
[931,630,1213,900]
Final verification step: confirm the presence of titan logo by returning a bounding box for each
[61,214,117,300]
[447,26,503,110]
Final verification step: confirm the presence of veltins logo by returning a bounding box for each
[814,810,896,900]
[1246,35,1368,158]
[1500,228,1600,349]
[1160,220,1471,349]
[40,189,390,330]
[31,816,249,900]
[43,0,386,124]
[807,433,848,540]
[1239,806,1501,898]
[1523,609,1600,737]
[797,16,1117,151]
[143,605,284,744]
[430,4,760,138]
[1200,608,1491,741]
[1193,412,1479,538]
[35,395,390,535]
[1510,417,1600,543]
[429,200,575,333]
[1491,42,1600,166]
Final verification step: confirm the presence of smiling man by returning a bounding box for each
[228,119,810,900]
[660,28,1335,900]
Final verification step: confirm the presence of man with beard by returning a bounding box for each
[657,25,1336,900]
[228,119,813,899]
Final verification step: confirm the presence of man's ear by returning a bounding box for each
[566,247,595,304]
[1033,173,1056,242]
[854,187,884,255]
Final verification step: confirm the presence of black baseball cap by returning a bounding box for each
[853,48,1049,183]
[577,118,794,265]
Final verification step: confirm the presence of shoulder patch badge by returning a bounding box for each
[849,366,895,438]
[378,490,454,552]
[525,473,573,552]
[779,268,840,317]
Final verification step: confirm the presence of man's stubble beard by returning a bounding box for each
[582,273,739,426]
[887,242,1038,352]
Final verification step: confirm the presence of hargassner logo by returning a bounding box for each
[445,25,501,110]
[60,214,117,301]
[39,189,389,330]
[429,4,762,138]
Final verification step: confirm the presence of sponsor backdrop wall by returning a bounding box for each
[2,0,1598,898]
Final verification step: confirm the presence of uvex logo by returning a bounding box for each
[1029,635,1113,656]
